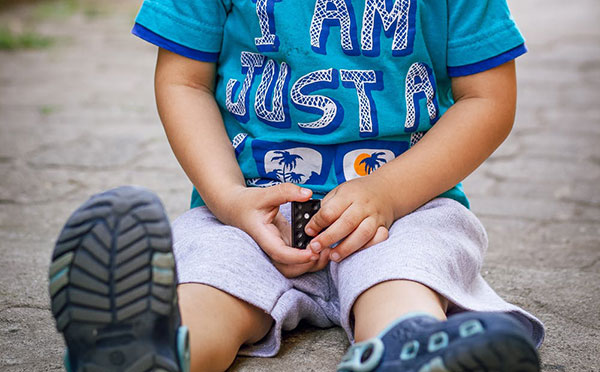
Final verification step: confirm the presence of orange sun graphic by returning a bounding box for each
[353,153,371,177]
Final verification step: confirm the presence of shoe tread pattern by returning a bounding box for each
[49,186,179,372]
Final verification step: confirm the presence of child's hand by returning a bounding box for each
[304,175,394,262]
[221,183,329,278]
[272,246,332,278]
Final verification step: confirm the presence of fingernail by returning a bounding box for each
[310,241,321,253]
[306,227,315,236]
[331,252,340,262]
[301,188,312,196]
[310,255,319,261]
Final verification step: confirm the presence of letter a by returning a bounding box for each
[310,0,359,55]
[404,62,439,131]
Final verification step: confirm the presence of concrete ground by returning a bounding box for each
[0,0,598,371]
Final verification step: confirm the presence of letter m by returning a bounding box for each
[361,0,416,57]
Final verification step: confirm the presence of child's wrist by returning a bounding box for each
[370,168,421,221]
[202,183,247,223]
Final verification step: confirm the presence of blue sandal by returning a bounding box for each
[337,312,540,372]
[49,186,190,372]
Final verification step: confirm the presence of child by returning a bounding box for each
[49,0,545,371]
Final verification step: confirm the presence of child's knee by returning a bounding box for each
[177,283,273,371]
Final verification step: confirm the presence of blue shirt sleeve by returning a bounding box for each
[447,0,526,76]
[132,0,229,61]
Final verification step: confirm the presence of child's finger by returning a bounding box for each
[361,226,389,250]
[304,197,348,239]
[273,212,292,246]
[274,261,315,278]
[252,223,317,265]
[264,183,312,206]
[308,248,331,273]
[275,248,331,278]
[327,217,379,262]
[308,206,360,253]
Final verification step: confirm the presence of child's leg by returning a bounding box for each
[352,280,447,342]
[178,283,272,372]
[332,198,542,371]
[171,201,335,368]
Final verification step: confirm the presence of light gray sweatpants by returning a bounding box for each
[171,197,544,357]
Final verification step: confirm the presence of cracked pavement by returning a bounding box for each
[0,0,598,371]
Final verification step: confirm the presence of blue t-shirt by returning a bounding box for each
[133,0,526,209]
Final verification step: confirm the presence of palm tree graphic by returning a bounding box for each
[359,152,387,175]
[271,150,304,183]
[288,172,305,184]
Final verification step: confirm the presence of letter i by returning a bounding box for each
[253,0,281,52]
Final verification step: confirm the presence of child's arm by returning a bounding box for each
[305,61,518,262]
[155,49,326,276]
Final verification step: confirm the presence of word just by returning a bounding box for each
[225,52,439,138]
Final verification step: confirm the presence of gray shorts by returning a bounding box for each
[171,197,544,357]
